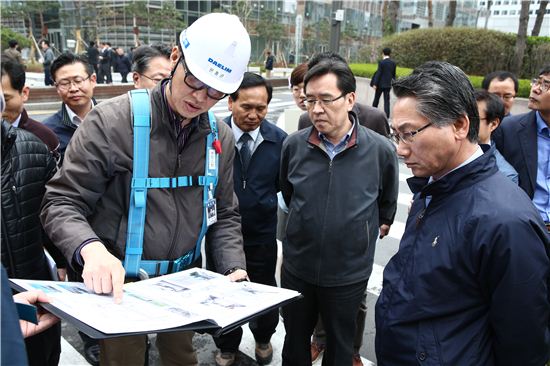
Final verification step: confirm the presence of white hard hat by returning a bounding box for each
[179,13,251,94]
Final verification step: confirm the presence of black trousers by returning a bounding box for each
[44,66,53,86]
[98,64,112,84]
[281,266,366,366]
[25,322,61,366]
[372,87,391,118]
[213,242,279,352]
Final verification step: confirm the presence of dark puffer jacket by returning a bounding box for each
[1,121,58,279]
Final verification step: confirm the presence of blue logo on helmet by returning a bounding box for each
[208,58,232,73]
[183,38,190,49]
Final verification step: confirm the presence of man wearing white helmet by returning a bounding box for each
[40,13,250,365]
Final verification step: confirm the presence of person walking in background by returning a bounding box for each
[265,51,275,78]
[115,47,131,83]
[288,51,295,66]
[40,40,55,86]
[98,42,112,84]
[86,41,100,77]
[131,44,172,89]
[371,47,396,118]
[4,40,24,65]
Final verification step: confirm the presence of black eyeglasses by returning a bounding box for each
[139,73,165,85]
[390,123,432,144]
[54,75,92,90]
[304,94,346,109]
[175,56,227,100]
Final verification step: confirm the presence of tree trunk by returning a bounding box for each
[428,0,434,27]
[446,1,457,27]
[512,1,530,76]
[531,0,548,36]
[26,15,38,62]
[388,1,399,33]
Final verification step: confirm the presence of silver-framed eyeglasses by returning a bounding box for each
[304,93,345,109]
[531,77,550,93]
[54,75,91,90]
[390,122,433,144]
[176,54,227,100]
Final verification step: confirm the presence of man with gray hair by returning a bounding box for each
[375,61,550,365]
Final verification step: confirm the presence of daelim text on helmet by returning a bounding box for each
[208,58,232,74]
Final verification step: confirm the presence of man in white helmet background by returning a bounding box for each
[40,13,250,365]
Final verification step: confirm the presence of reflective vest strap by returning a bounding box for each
[124,89,151,278]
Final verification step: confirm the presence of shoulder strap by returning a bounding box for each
[124,89,151,278]
[193,111,220,260]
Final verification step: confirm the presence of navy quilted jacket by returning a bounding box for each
[1,121,58,279]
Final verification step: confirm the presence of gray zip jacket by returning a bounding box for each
[280,113,398,286]
[40,84,245,274]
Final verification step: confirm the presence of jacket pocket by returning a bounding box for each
[416,321,443,366]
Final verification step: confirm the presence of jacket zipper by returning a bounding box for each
[11,185,21,217]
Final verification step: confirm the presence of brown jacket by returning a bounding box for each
[40,85,245,274]
[19,109,60,154]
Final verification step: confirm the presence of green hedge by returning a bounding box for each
[349,63,532,98]
[377,27,549,79]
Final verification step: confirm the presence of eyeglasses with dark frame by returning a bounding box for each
[304,93,346,109]
[492,93,515,101]
[138,73,165,85]
[175,52,227,100]
[389,122,433,144]
[54,75,92,91]
[531,77,550,93]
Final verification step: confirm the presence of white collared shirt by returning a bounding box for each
[12,113,22,128]
[65,104,92,127]
[231,118,263,155]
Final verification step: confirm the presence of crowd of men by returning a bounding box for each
[2,12,550,366]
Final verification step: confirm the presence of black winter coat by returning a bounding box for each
[1,121,58,279]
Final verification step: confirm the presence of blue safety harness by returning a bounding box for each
[123,89,219,278]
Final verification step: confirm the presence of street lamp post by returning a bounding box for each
[329,1,343,53]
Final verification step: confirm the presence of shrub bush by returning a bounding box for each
[1,27,30,51]
[379,27,549,79]
[349,63,532,98]
[382,27,515,77]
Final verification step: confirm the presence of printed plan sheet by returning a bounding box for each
[11,268,300,336]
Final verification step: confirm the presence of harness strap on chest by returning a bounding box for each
[123,89,219,278]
